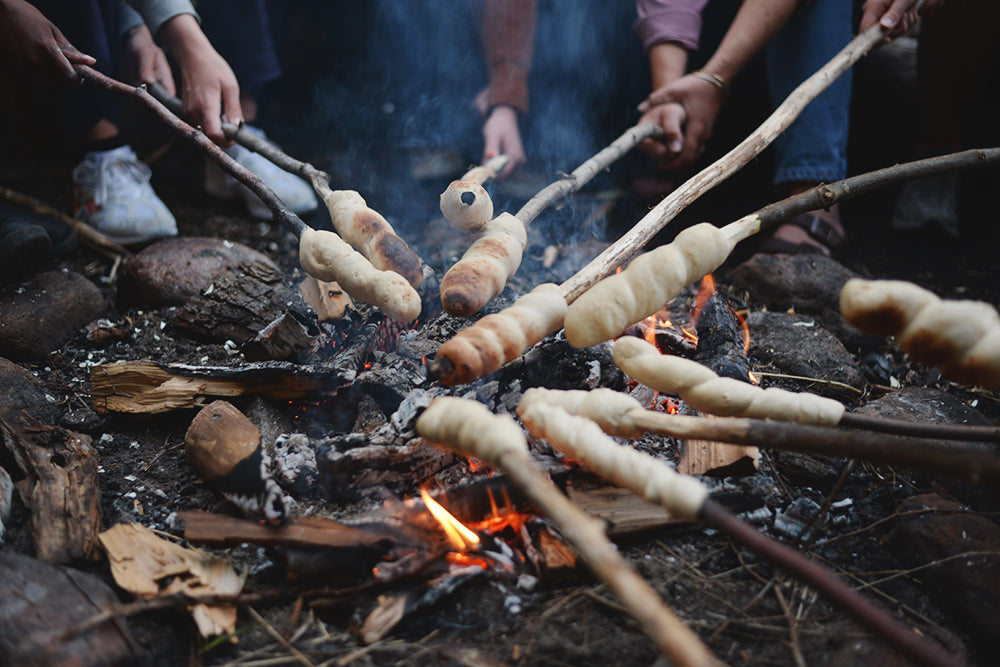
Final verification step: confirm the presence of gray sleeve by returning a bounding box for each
[116,1,145,41]
[123,0,200,40]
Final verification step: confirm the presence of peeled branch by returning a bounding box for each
[440,213,528,317]
[323,190,423,287]
[428,283,567,385]
[439,156,509,232]
[565,223,736,348]
[840,279,1000,389]
[298,228,421,323]
[614,337,845,425]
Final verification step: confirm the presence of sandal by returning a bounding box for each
[754,211,845,257]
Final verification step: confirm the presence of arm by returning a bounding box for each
[638,0,797,169]
[0,0,96,84]
[480,0,535,178]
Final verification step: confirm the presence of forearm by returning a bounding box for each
[702,0,797,83]
[155,13,212,65]
[649,41,688,90]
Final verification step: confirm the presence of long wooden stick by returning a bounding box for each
[517,401,964,667]
[416,397,720,667]
[76,66,306,237]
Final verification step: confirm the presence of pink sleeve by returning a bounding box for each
[634,0,709,52]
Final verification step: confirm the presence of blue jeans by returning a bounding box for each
[766,0,854,186]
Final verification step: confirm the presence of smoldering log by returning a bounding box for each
[90,360,355,414]
[692,287,751,381]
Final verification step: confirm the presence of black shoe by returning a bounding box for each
[0,200,76,258]
[0,218,51,285]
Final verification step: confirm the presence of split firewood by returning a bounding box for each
[840,278,1000,389]
[439,212,528,317]
[614,337,846,425]
[321,190,423,287]
[429,283,567,385]
[298,227,422,323]
[90,359,353,414]
[439,156,508,231]
[416,397,719,667]
[427,24,890,384]
[184,401,290,525]
[565,223,737,348]
[521,387,1000,482]
[300,276,354,321]
[516,401,962,667]
[99,522,245,639]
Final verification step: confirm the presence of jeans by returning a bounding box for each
[766,0,854,186]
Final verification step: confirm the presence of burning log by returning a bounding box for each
[439,212,528,317]
[521,388,1000,483]
[439,156,508,231]
[416,397,718,667]
[840,279,1000,390]
[516,401,964,667]
[429,23,890,384]
[90,360,354,414]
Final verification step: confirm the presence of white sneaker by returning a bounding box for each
[72,145,178,245]
[204,125,318,220]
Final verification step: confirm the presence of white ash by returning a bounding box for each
[0,466,13,543]
[273,433,318,492]
[773,496,824,540]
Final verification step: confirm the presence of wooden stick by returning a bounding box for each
[416,397,720,667]
[516,401,964,667]
[76,66,306,237]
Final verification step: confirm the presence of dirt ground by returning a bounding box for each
[2,20,1000,667]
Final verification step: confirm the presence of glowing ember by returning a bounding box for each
[421,488,481,551]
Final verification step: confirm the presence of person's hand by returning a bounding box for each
[482,105,525,179]
[637,73,725,170]
[157,14,241,145]
[638,101,686,166]
[121,23,175,95]
[859,0,946,41]
[0,0,95,84]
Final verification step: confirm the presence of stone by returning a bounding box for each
[118,236,282,307]
[0,270,105,360]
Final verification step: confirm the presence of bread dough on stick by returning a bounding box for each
[518,402,709,521]
[565,223,736,348]
[440,213,528,317]
[840,279,1000,389]
[518,387,645,438]
[299,227,422,323]
[439,157,508,232]
[614,337,845,425]
[429,283,567,385]
[324,190,423,287]
[417,396,529,462]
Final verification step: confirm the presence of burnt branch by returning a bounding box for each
[75,66,306,237]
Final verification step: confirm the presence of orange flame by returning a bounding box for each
[421,489,481,551]
[690,274,716,326]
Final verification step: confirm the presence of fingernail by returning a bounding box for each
[486,151,496,158]
[881,15,896,28]
[669,140,682,152]
[637,102,648,112]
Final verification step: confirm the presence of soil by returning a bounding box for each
[2,26,1000,667]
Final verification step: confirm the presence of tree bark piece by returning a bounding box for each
[90,360,353,414]
[0,412,101,562]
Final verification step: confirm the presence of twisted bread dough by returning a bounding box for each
[431,283,567,385]
[298,227,422,323]
[841,279,1000,389]
[614,337,845,425]
[417,396,528,462]
[518,387,645,438]
[565,223,736,348]
[518,402,709,521]
[440,212,528,317]
[324,190,423,287]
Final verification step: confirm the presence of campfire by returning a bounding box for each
[4,22,1000,667]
